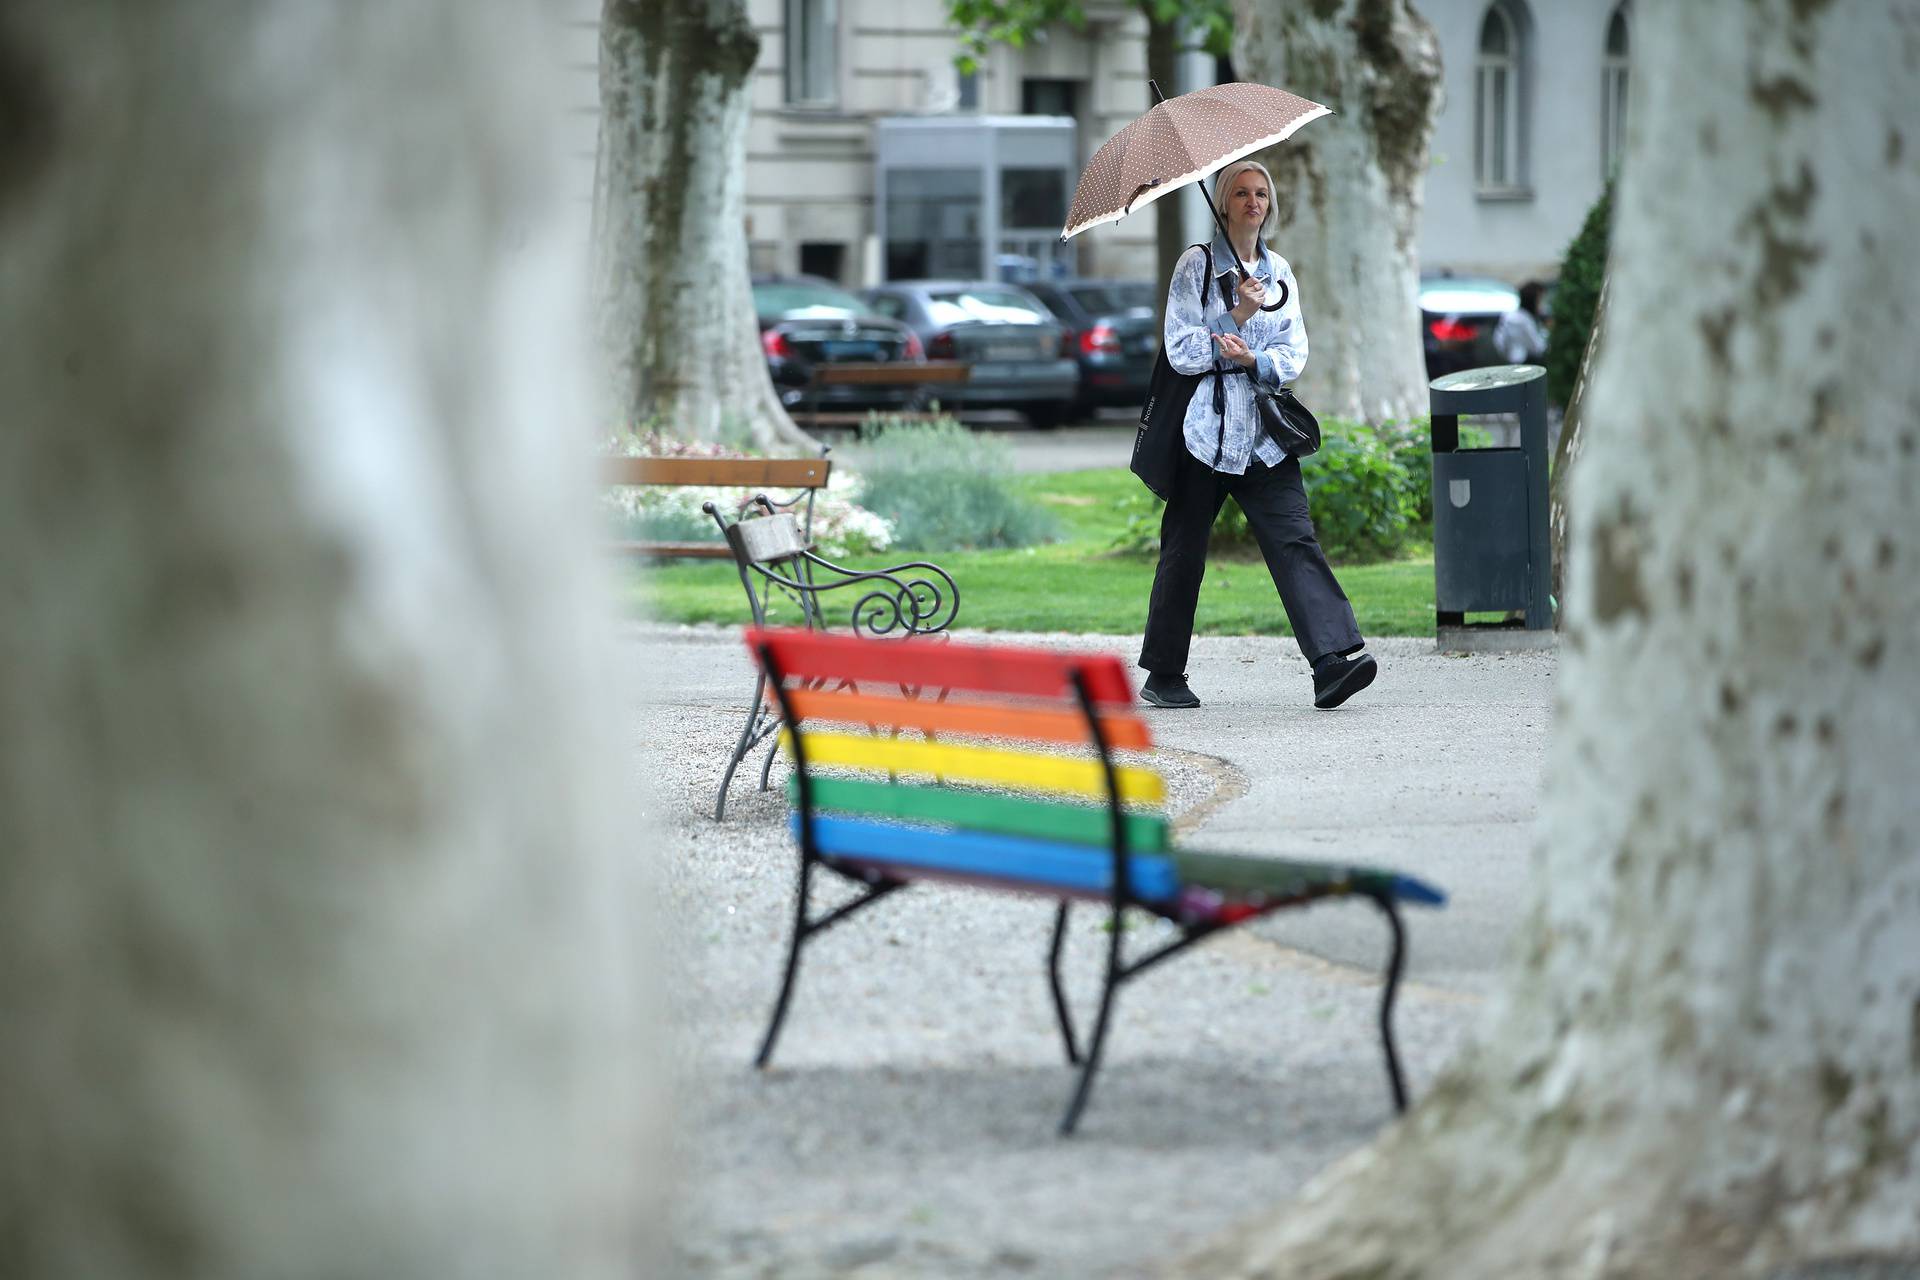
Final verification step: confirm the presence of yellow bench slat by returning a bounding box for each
[784,730,1165,805]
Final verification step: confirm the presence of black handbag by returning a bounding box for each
[1250,380,1321,458]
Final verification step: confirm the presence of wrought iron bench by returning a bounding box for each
[743,626,1447,1135]
[703,500,957,821]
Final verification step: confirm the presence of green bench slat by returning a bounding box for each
[1170,849,1444,906]
[791,776,1168,853]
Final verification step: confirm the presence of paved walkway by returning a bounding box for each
[635,624,1556,1277]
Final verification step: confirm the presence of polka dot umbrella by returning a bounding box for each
[1060,80,1331,250]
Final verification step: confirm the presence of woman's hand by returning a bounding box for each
[1230,274,1265,324]
[1212,332,1257,369]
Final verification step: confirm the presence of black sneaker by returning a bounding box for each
[1140,672,1200,709]
[1312,652,1377,709]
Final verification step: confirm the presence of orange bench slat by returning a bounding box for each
[784,688,1152,750]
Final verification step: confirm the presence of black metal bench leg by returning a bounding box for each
[757,730,780,792]
[755,858,816,1069]
[1046,901,1081,1065]
[715,671,771,821]
[1373,895,1410,1114]
[1059,907,1125,1136]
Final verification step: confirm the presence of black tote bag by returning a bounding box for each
[1130,243,1211,500]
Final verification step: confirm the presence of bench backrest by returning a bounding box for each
[603,456,830,489]
[746,627,1182,902]
[605,454,832,560]
[807,360,969,389]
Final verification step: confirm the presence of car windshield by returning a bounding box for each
[923,288,1048,326]
[753,281,869,320]
[1114,282,1156,310]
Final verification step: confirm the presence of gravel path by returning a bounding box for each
[634,625,1556,1277]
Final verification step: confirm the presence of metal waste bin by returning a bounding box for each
[1429,364,1553,647]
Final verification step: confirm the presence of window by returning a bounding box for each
[1021,79,1077,118]
[1474,1,1530,193]
[799,241,846,283]
[1601,3,1630,180]
[783,0,837,107]
[1000,167,1067,230]
[885,169,982,279]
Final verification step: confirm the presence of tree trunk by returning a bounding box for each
[0,5,654,1275]
[1233,0,1441,426]
[592,0,814,449]
[1147,10,1189,331]
[1187,4,1920,1274]
[1548,275,1610,621]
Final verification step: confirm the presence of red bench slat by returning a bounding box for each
[745,627,1136,705]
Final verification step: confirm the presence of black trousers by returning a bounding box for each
[1140,448,1362,674]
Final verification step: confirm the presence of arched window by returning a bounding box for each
[1475,1,1530,193]
[1601,3,1631,179]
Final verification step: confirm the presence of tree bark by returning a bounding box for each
[592,0,815,449]
[1147,9,1189,330]
[1548,276,1610,621]
[1187,4,1920,1274]
[1233,0,1441,426]
[0,4,654,1275]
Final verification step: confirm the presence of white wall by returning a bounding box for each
[1418,0,1621,281]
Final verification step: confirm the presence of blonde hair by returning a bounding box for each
[1212,159,1277,238]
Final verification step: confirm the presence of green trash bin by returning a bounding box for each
[1428,364,1552,642]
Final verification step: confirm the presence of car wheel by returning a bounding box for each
[1024,403,1073,431]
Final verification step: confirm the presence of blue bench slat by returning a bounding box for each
[796,815,1182,902]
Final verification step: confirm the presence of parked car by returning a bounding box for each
[1023,279,1160,415]
[862,280,1082,428]
[1419,274,1519,378]
[751,275,925,413]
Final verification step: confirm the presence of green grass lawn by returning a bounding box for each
[624,467,1438,637]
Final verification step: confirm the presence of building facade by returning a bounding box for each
[581,1,1632,291]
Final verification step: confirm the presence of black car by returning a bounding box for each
[1419,275,1519,378]
[1023,279,1160,414]
[752,275,926,412]
[862,280,1081,428]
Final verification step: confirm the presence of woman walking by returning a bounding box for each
[1138,159,1377,710]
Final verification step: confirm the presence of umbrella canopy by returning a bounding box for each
[1060,82,1331,242]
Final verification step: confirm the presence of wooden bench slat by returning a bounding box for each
[750,627,1135,705]
[612,540,735,559]
[786,729,1165,804]
[784,689,1152,751]
[604,456,830,488]
[795,777,1169,853]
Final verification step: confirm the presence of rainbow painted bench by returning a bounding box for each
[744,626,1448,1135]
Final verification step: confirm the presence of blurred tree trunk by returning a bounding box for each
[1549,276,1610,620]
[592,0,814,448]
[1147,10,1188,326]
[1235,0,1441,425]
[0,4,655,1275]
[1188,3,1920,1274]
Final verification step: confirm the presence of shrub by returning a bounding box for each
[1109,419,1435,565]
[846,417,1059,552]
[600,430,894,558]
[1546,182,1612,408]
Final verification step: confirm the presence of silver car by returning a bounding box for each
[863,280,1083,429]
